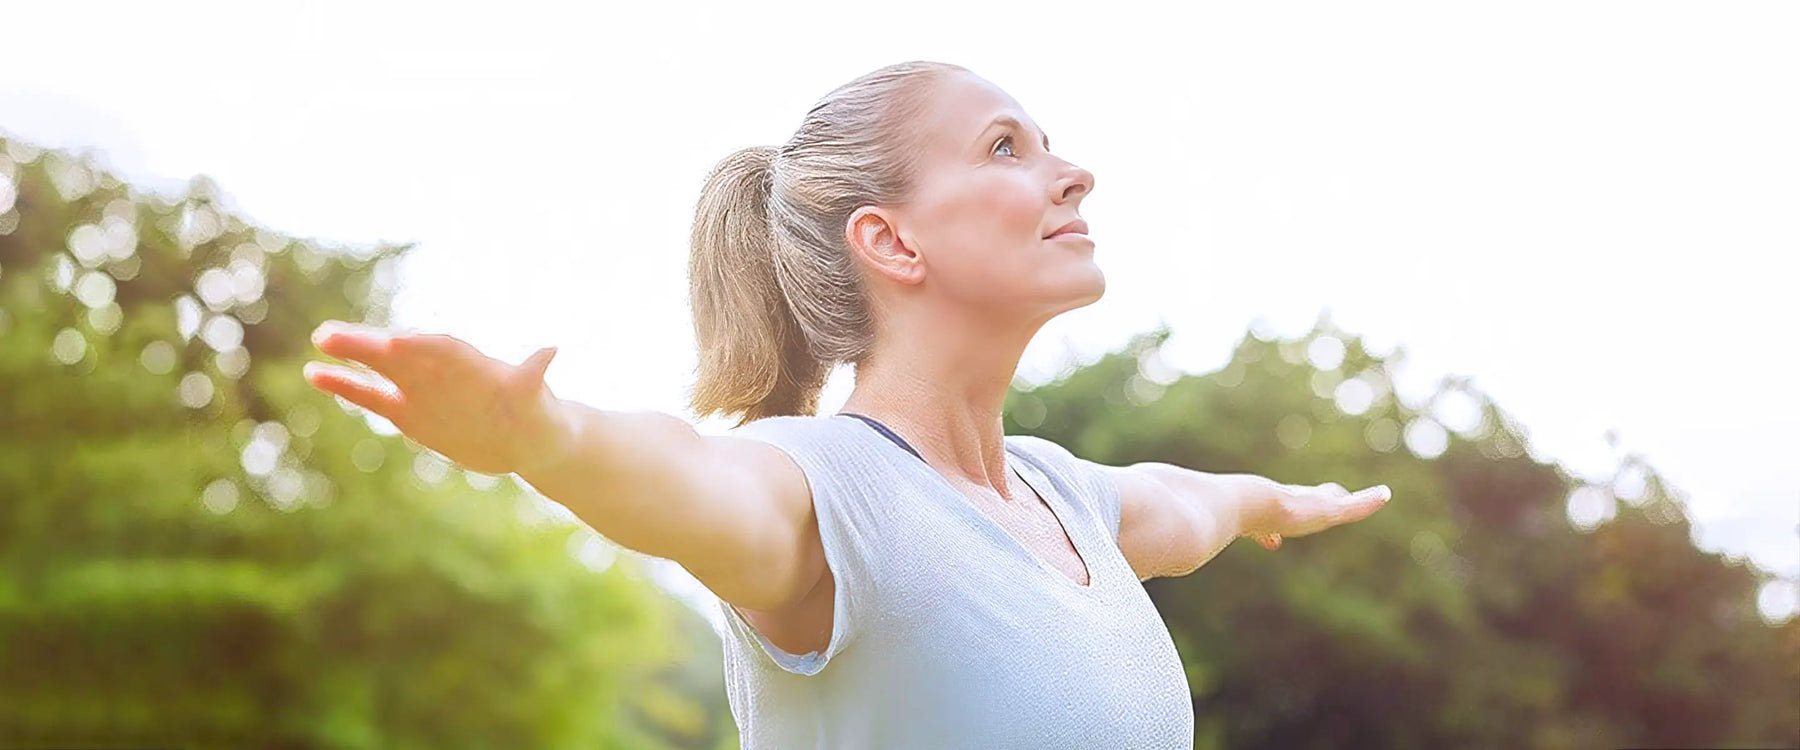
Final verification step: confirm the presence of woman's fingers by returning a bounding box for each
[1349,489,1389,516]
[311,321,400,371]
[302,361,406,424]
[1262,483,1392,543]
[1330,485,1391,525]
[311,322,473,394]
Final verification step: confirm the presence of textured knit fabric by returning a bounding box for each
[716,413,1194,749]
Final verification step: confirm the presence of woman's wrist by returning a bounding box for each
[511,395,583,479]
[1230,475,1286,539]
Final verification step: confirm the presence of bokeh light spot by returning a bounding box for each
[1756,580,1798,624]
[569,529,617,574]
[1310,369,1343,400]
[200,478,240,515]
[1432,389,1484,436]
[228,258,266,304]
[196,268,234,310]
[1136,348,1181,386]
[351,438,386,473]
[178,371,215,409]
[1565,485,1617,531]
[1612,464,1648,505]
[68,224,109,266]
[86,302,123,336]
[240,433,282,477]
[286,404,322,438]
[175,295,202,341]
[140,340,177,375]
[1011,394,1047,429]
[73,269,116,308]
[51,254,75,291]
[1403,418,1448,459]
[464,470,503,491]
[214,347,250,380]
[1126,374,1166,405]
[1334,377,1375,416]
[51,327,86,365]
[1306,336,1345,371]
[1276,414,1313,449]
[266,467,304,511]
[412,451,451,486]
[303,470,338,508]
[1365,418,1402,453]
[201,314,244,352]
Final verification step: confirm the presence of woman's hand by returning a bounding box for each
[302,320,574,476]
[1242,480,1392,551]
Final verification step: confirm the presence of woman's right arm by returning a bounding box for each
[515,403,828,612]
[303,321,825,614]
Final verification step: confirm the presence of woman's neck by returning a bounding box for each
[838,342,1026,497]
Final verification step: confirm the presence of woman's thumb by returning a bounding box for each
[1359,485,1392,502]
[519,346,558,382]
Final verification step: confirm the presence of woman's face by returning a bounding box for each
[867,70,1101,320]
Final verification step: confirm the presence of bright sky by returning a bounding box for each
[4,1,1795,620]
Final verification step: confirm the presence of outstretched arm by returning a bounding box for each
[303,321,827,613]
[1095,462,1390,581]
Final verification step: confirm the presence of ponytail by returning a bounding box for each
[686,146,830,426]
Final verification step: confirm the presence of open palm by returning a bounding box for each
[303,320,569,476]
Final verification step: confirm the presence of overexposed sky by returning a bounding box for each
[3,1,1795,619]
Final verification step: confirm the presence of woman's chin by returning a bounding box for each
[1061,266,1107,310]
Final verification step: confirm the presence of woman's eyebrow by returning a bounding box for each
[976,115,1051,151]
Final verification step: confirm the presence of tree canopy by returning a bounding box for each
[0,137,735,749]
[1008,325,1798,749]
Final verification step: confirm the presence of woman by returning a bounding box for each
[304,61,1390,749]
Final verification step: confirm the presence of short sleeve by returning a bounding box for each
[717,415,867,676]
[1005,434,1123,541]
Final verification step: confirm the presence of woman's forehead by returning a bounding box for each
[916,72,1041,157]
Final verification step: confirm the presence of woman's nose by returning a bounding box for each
[1055,163,1095,203]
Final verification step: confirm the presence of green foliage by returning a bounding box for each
[0,138,733,749]
[1008,324,1800,749]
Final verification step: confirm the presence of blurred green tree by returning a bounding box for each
[0,138,735,749]
[1007,323,1799,749]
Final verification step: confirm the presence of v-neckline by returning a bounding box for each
[836,414,1097,592]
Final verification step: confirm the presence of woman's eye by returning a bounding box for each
[992,136,1016,158]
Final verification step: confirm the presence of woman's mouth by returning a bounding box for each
[1046,218,1090,240]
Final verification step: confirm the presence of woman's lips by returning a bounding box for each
[1046,218,1090,238]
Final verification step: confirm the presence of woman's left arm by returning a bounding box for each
[1096,462,1391,581]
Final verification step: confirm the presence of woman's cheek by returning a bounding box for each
[997,176,1042,232]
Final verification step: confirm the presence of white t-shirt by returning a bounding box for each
[716,413,1194,749]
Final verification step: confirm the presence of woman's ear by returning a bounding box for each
[846,206,924,285]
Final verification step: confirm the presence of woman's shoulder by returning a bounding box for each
[729,414,879,466]
[1004,432,1078,467]
[730,411,842,435]
[1006,432,1122,534]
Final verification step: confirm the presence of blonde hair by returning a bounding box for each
[687,61,965,427]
